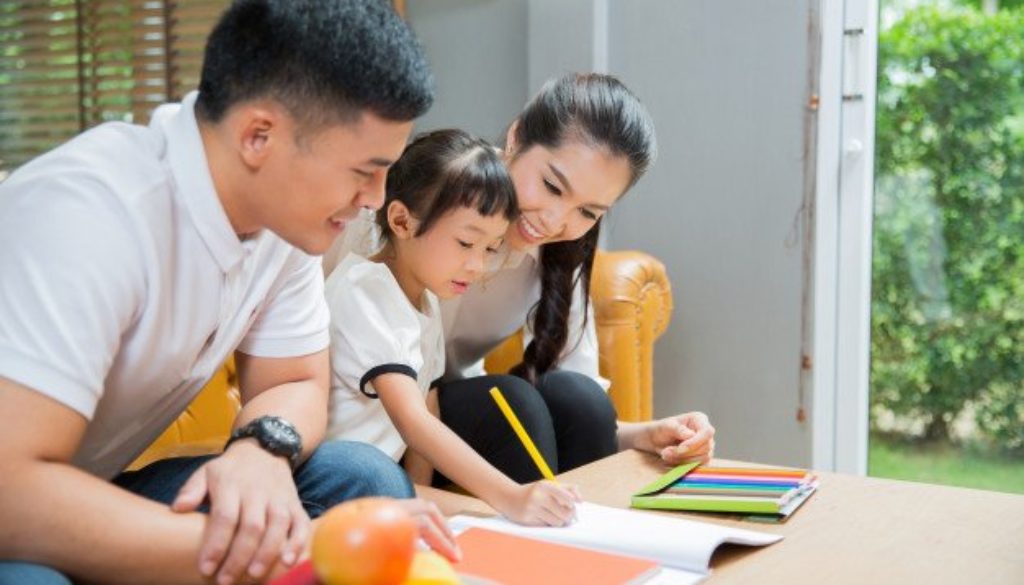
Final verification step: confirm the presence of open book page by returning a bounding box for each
[449,502,781,575]
[642,568,708,585]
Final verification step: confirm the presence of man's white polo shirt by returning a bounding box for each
[0,92,330,479]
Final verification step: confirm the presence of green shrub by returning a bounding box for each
[974,383,1024,451]
[872,6,1024,447]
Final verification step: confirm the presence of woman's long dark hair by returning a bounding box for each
[508,73,657,385]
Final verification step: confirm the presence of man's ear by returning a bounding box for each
[386,200,418,240]
[237,104,282,169]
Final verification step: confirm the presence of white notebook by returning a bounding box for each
[449,502,782,582]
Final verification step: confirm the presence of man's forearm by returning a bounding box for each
[233,350,331,462]
[234,380,328,461]
[0,461,208,584]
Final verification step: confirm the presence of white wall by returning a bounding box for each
[409,1,817,467]
[603,2,815,467]
[406,0,528,142]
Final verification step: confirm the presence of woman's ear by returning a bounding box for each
[386,200,418,240]
[504,120,519,155]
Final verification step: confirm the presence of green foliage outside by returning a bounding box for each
[872,5,1024,453]
[958,0,1024,11]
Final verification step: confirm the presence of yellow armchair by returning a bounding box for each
[130,250,673,470]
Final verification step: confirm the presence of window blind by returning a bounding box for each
[0,0,229,174]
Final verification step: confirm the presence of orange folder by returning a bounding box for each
[454,527,661,585]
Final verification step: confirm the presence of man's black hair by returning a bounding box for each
[196,0,434,127]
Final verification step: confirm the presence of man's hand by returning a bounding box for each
[172,440,309,585]
[643,412,716,465]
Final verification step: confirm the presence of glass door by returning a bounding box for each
[868,0,1024,493]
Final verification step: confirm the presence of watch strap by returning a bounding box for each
[225,416,302,470]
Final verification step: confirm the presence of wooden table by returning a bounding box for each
[418,450,1024,584]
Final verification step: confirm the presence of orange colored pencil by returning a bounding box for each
[690,467,808,478]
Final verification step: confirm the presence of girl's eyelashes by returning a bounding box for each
[354,169,373,179]
[543,178,562,196]
[459,238,503,253]
[580,208,599,221]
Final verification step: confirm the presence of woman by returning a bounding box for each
[435,73,715,484]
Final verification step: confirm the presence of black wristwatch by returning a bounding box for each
[225,416,303,470]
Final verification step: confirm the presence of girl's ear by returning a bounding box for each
[386,200,417,240]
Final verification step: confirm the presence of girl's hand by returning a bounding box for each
[499,481,582,526]
[645,412,716,465]
[393,498,462,562]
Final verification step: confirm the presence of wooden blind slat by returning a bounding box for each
[0,82,78,93]
[0,107,82,120]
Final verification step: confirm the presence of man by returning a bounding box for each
[0,1,454,583]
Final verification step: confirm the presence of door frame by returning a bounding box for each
[812,0,879,474]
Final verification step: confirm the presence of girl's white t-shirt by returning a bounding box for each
[322,212,608,391]
[325,253,445,461]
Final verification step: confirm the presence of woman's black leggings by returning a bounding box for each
[435,370,618,485]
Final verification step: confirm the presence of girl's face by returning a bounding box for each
[398,205,509,301]
[504,139,633,251]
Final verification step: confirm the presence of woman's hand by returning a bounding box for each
[640,412,716,465]
[498,481,582,527]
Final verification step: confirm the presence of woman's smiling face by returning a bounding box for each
[503,139,633,251]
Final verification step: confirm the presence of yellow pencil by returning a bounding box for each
[488,386,558,483]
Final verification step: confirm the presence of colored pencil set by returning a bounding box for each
[632,463,819,518]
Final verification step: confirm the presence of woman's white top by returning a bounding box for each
[325,252,445,461]
[439,247,609,390]
[323,213,608,390]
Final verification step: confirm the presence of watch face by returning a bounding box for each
[263,417,300,443]
[256,416,302,464]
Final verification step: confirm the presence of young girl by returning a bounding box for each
[325,129,581,527]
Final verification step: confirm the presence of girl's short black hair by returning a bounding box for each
[378,129,518,240]
[196,0,434,129]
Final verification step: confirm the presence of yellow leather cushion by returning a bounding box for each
[592,250,672,421]
[127,359,241,470]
